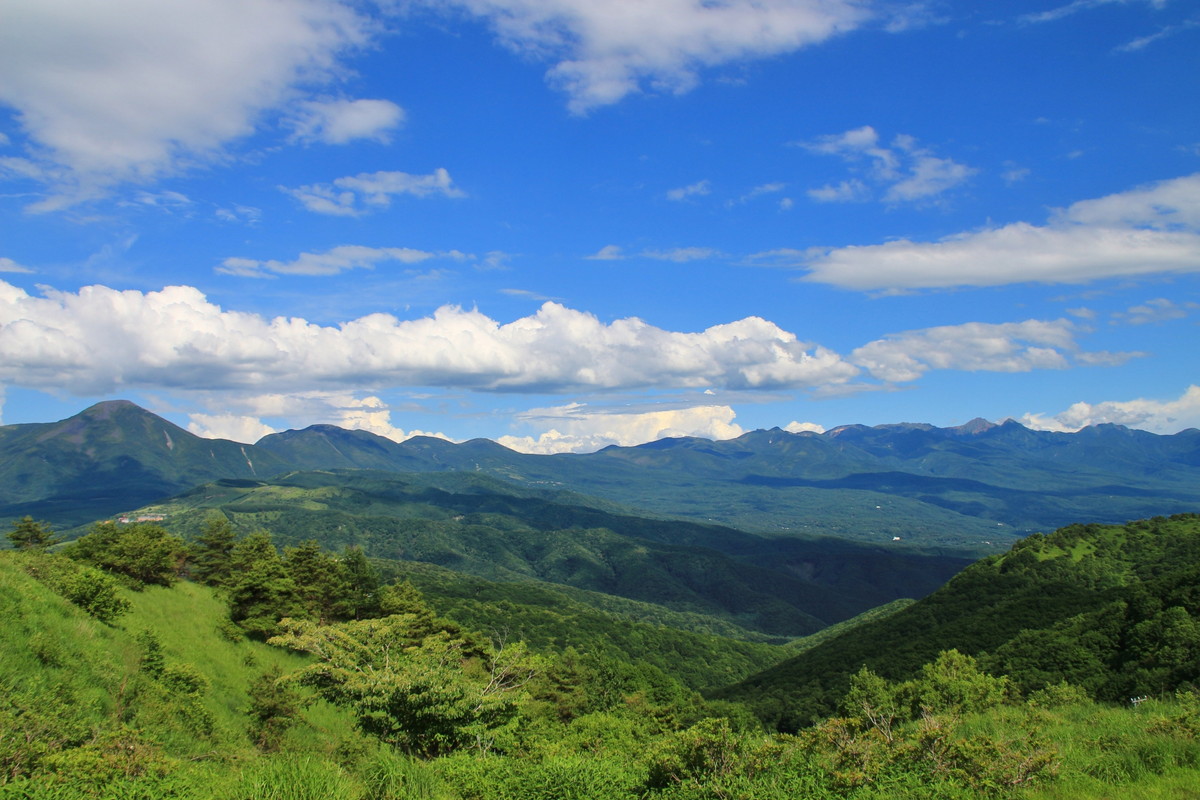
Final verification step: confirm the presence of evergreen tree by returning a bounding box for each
[7,516,60,550]
[341,546,381,619]
[246,665,306,752]
[226,532,305,639]
[283,540,353,624]
[189,516,237,586]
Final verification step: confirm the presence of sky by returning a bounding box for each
[0,0,1198,453]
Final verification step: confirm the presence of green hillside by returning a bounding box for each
[132,469,971,635]
[5,518,1200,799]
[715,513,1200,731]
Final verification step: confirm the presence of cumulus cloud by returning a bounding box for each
[188,413,278,443]
[0,0,370,208]
[799,126,976,204]
[440,0,868,113]
[784,420,825,433]
[850,319,1138,383]
[217,245,439,278]
[1020,385,1200,435]
[187,392,452,443]
[283,168,466,216]
[0,279,860,397]
[801,173,1200,291]
[497,402,745,454]
[288,97,405,144]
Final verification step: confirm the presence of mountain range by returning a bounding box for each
[3,400,1198,552]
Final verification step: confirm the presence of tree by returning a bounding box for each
[226,532,305,639]
[340,546,381,620]
[284,540,353,624]
[245,665,307,752]
[189,516,237,586]
[7,516,60,550]
[66,522,186,587]
[271,615,541,756]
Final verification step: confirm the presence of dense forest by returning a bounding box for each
[2,513,1200,799]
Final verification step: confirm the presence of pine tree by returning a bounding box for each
[7,516,60,550]
[190,516,237,586]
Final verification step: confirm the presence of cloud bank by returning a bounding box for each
[802,173,1200,291]
[0,279,1138,404]
[497,402,746,454]
[0,279,859,397]
[1021,385,1200,435]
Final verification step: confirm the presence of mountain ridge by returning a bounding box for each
[4,400,1198,549]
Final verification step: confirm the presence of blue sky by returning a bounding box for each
[1,0,1198,452]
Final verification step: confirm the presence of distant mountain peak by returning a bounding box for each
[951,418,996,435]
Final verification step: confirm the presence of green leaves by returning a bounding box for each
[270,615,541,757]
[66,522,187,588]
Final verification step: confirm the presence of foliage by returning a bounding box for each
[6,517,60,551]
[5,515,1200,799]
[718,514,1200,728]
[65,522,186,588]
[244,665,309,753]
[16,551,130,623]
[271,615,541,757]
[226,532,305,639]
[189,515,237,586]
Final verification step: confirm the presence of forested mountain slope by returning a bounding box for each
[0,400,290,527]
[140,469,971,635]
[4,400,1199,552]
[716,513,1200,730]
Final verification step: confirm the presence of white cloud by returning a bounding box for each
[441,0,868,113]
[283,168,466,216]
[0,279,860,396]
[0,257,33,274]
[850,319,1137,383]
[188,413,278,443]
[289,98,405,144]
[586,244,626,260]
[327,395,453,443]
[667,179,712,201]
[784,420,825,434]
[807,179,869,203]
[188,391,452,443]
[732,182,786,205]
[217,245,438,278]
[641,247,722,262]
[0,0,370,208]
[1021,0,1168,25]
[802,173,1200,291]
[497,402,745,454]
[799,126,976,204]
[1115,21,1198,53]
[1020,385,1200,435]
[1113,298,1199,325]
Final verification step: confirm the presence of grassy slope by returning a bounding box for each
[4,545,1200,798]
